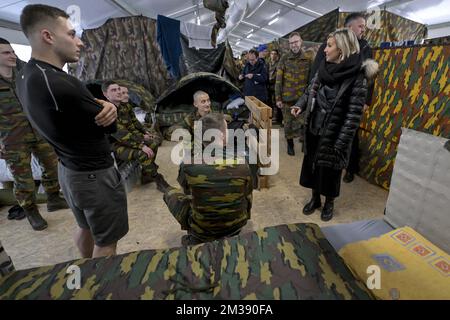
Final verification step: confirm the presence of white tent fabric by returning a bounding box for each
[180,22,214,49]
[0,157,42,182]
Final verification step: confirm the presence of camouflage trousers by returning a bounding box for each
[142,125,164,148]
[163,187,191,231]
[282,101,305,140]
[113,144,159,176]
[2,141,60,209]
[0,240,15,278]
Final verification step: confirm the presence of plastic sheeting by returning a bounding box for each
[179,35,226,77]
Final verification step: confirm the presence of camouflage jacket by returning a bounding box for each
[182,111,202,138]
[0,69,41,148]
[110,103,145,149]
[268,60,279,86]
[275,50,313,103]
[177,157,253,242]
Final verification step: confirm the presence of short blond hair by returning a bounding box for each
[328,28,360,60]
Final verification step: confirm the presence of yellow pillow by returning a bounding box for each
[339,226,450,300]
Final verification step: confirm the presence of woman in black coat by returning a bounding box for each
[291,28,378,221]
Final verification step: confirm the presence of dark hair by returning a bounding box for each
[270,49,280,55]
[248,49,258,57]
[20,4,70,38]
[0,38,11,45]
[200,113,226,147]
[344,12,366,27]
[101,80,118,93]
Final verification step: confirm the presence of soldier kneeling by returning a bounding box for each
[158,113,254,246]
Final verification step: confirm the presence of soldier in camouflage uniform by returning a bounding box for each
[162,113,253,246]
[275,32,313,156]
[102,81,162,185]
[0,38,68,231]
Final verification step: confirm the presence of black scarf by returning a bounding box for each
[318,53,362,86]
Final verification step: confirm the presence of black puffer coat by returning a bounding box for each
[295,59,379,170]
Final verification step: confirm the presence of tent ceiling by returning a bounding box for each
[1,0,450,51]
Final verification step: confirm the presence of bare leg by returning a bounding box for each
[93,243,117,258]
[74,227,94,258]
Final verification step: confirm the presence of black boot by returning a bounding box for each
[287,139,295,156]
[141,171,158,185]
[303,190,321,215]
[24,206,48,231]
[343,171,354,183]
[154,173,171,193]
[47,192,69,212]
[321,197,335,221]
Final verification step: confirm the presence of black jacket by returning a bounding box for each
[240,59,268,102]
[310,39,374,106]
[296,59,379,170]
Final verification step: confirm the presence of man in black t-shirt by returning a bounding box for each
[16,4,128,258]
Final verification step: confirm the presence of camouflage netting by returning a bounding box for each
[71,16,173,99]
[0,223,374,300]
[284,9,339,43]
[70,15,239,98]
[286,9,427,47]
[339,11,428,47]
[359,45,450,190]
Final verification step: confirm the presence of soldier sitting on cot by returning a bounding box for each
[102,81,165,186]
[158,113,254,246]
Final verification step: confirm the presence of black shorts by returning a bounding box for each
[58,163,129,246]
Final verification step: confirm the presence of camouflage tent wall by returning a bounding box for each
[71,16,238,100]
[359,44,450,190]
[285,9,427,47]
[72,16,173,100]
[339,11,428,47]
[284,9,339,43]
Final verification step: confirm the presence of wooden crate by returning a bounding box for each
[245,96,272,189]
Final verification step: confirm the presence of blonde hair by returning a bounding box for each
[328,28,360,61]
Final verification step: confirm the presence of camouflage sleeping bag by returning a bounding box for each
[0,223,373,300]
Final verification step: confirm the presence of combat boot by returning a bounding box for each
[154,174,171,193]
[303,190,321,215]
[287,139,295,156]
[24,205,48,231]
[141,171,157,185]
[47,192,69,212]
[321,197,335,222]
